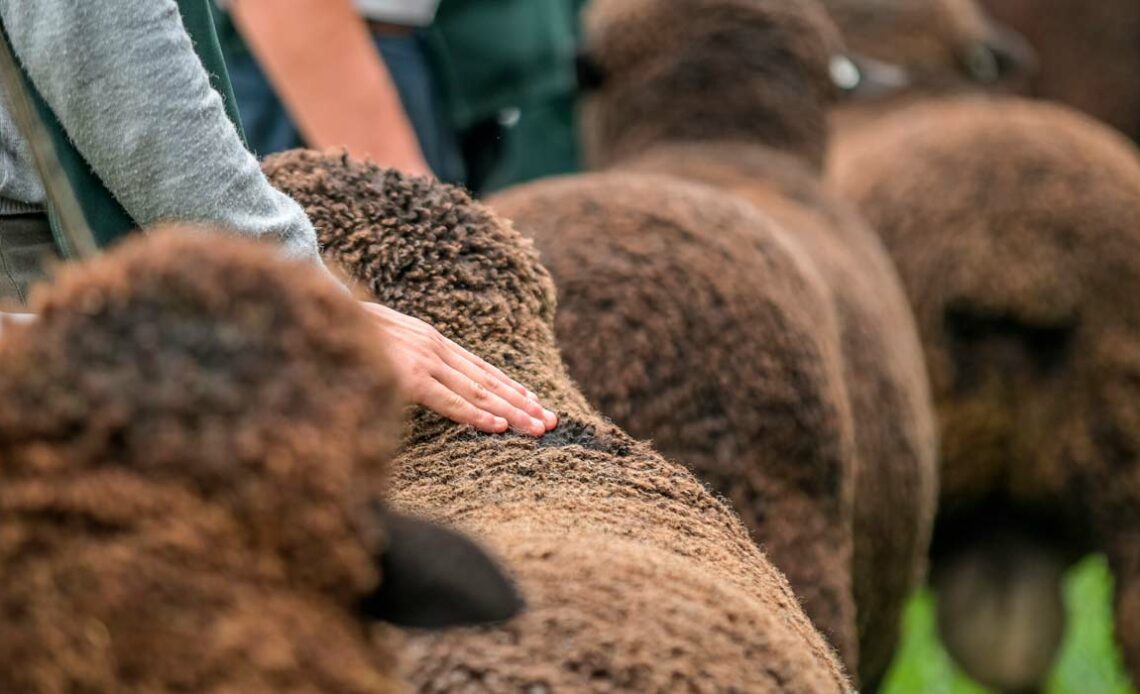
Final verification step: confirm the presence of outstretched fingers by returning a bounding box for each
[431,362,547,436]
[361,301,557,436]
[414,379,510,434]
[437,339,557,430]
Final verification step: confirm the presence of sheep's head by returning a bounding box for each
[578,0,851,171]
[0,228,522,623]
[834,98,1140,677]
[821,0,1036,101]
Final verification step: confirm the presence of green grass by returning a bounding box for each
[881,555,1134,694]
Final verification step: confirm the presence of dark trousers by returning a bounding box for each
[0,213,59,307]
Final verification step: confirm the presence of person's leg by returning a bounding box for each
[0,213,61,307]
[375,33,466,184]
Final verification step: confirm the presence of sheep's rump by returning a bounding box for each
[616,142,939,685]
[831,96,1140,684]
[491,171,861,671]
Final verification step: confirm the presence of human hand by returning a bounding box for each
[360,302,558,436]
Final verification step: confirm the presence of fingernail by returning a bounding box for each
[527,390,539,402]
[543,409,558,427]
[530,418,545,435]
[493,417,509,431]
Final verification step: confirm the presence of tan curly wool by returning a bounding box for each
[264,149,853,692]
[0,230,405,692]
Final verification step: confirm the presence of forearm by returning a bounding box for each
[0,0,325,265]
[230,0,430,175]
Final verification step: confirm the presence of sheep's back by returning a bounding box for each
[623,142,939,685]
[831,96,1140,528]
[492,172,861,671]
[391,428,851,692]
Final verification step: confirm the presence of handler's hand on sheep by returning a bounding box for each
[361,302,557,437]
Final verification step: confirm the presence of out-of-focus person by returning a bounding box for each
[215,0,464,180]
[216,0,586,195]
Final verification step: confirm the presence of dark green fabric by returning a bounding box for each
[424,0,583,192]
[1,0,244,255]
[182,1,246,141]
[425,0,577,130]
[210,3,250,60]
[478,93,579,193]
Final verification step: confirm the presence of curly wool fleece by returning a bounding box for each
[0,230,405,692]
[264,150,854,692]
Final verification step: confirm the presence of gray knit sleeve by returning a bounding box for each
[0,0,326,267]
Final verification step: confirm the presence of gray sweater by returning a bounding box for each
[0,0,323,266]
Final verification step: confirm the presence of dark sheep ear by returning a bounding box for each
[359,507,525,630]
[576,49,608,92]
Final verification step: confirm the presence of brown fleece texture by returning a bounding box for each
[0,230,406,692]
[263,150,853,693]
[979,0,1140,142]
[576,0,939,685]
[832,97,1140,681]
[580,0,842,172]
[622,142,938,687]
[492,172,860,671]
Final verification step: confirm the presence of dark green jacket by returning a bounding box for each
[425,0,579,130]
[425,0,583,191]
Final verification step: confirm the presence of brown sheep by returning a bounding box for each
[492,172,860,671]
[819,0,1038,145]
[0,229,522,692]
[832,96,1140,691]
[553,0,940,685]
[978,0,1140,143]
[263,149,854,692]
[821,0,1036,92]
